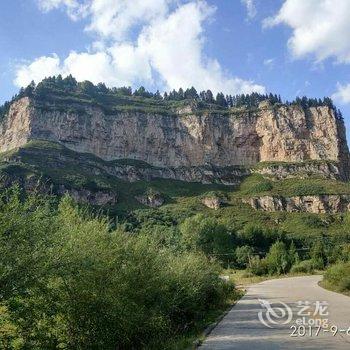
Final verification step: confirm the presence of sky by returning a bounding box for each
[1,0,350,137]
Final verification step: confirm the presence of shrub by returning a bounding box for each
[310,240,327,269]
[0,192,234,349]
[265,241,289,275]
[288,241,299,266]
[290,259,315,274]
[324,263,350,292]
[293,183,325,196]
[248,181,273,194]
[235,245,254,268]
[339,244,350,263]
[304,215,325,228]
[249,256,268,276]
[180,214,235,264]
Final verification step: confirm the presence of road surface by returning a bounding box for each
[200,275,350,349]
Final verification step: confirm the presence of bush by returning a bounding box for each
[265,241,289,275]
[235,245,254,268]
[339,244,350,263]
[0,191,234,349]
[238,224,283,251]
[290,260,315,274]
[180,214,235,264]
[249,256,268,276]
[324,262,350,292]
[304,215,325,228]
[310,240,327,269]
[247,181,273,194]
[293,183,325,196]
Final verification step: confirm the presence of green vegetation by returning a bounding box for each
[291,260,315,274]
[236,173,350,197]
[322,263,350,294]
[0,187,234,349]
[0,75,343,120]
[0,139,350,346]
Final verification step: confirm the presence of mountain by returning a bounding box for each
[1,77,350,214]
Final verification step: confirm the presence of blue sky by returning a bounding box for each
[1,0,350,137]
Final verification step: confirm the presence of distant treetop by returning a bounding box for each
[0,75,343,120]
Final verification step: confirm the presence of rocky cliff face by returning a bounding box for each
[1,97,349,181]
[243,195,350,214]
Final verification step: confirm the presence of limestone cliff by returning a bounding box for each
[0,97,349,182]
[243,195,350,214]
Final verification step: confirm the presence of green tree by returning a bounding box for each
[78,80,97,96]
[265,241,289,275]
[235,245,254,268]
[180,214,235,263]
[215,92,227,107]
[289,241,299,267]
[0,191,233,349]
[310,240,327,269]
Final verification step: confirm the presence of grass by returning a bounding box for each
[235,173,350,197]
[319,262,350,296]
[162,288,243,350]
[225,268,325,288]
[319,279,350,297]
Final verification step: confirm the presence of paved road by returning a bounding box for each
[200,275,350,349]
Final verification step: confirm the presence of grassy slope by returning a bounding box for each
[1,140,350,239]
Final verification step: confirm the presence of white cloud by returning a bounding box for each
[37,0,88,20]
[15,0,265,95]
[15,49,153,88]
[86,0,171,41]
[264,0,350,63]
[137,1,264,94]
[14,54,61,87]
[332,83,350,104]
[241,0,257,19]
[263,58,274,68]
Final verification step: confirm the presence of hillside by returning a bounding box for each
[0,76,350,217]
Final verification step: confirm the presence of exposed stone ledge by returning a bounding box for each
[253,162,342,180]
[243,195,350,213]
[202,196,223,210]
[57,185,117,206]
[135,190,164,208]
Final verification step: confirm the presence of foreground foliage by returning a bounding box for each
[323,263,350,294]
[0,188,233,349]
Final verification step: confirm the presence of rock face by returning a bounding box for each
[243,195,350,214]
[57,186,117,206]
[0,171,117,206]
[1,97,349,181]
[202,196,223,210]
[135,191,164,207]
[254,162,342,180]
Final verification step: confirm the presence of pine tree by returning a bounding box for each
[215,93,227,107]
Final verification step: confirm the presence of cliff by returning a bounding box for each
[1,87,350,213]
[1,96,349,182]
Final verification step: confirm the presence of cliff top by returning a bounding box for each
[0,75,343,119]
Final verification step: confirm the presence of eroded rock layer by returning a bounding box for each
[1,97,349,181]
